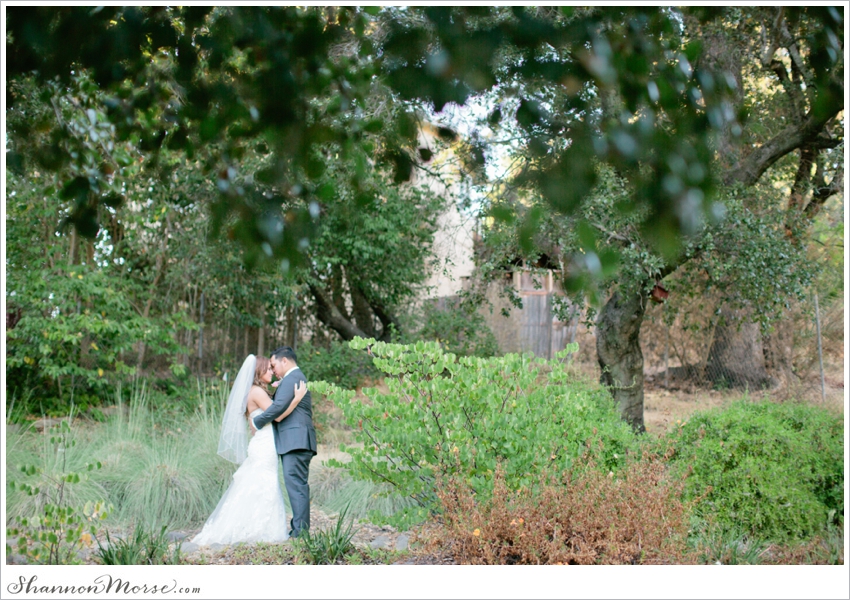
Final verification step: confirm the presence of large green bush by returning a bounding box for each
[663,399,844,542]
[311,338,638,527]
[297,339,379,390]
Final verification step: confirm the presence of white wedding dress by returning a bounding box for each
[191,409,289,545]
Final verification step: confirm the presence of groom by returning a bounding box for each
[252,346,317,538]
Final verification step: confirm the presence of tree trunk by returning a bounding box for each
[705,306,777,390]
[596,287,649,432]
[331,265,349,319]
[258,325,265,357]
[763,321,796,388]
[69,228,80,266]
[136,213,170,370]
[364,292,402,342]
[350,284,377,338]
[285,304,296,347]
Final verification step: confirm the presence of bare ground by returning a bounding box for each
[643,366,845,437]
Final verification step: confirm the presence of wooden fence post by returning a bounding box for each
[198,291,205,365]
[814,292,826,402]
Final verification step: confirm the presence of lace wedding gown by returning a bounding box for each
[191,409,289,545]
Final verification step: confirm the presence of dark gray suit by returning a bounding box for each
[252,367,317,536]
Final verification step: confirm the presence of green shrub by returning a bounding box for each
[297,339,378,390]
[313,339,638,528]
[416,299,500,358]
[5,260,191,415]
[663,399,844,542]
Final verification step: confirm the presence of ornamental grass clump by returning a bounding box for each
[292,506,358,565]
[93,380,234,529]
[95,523,181,565]
[434,454,695,565]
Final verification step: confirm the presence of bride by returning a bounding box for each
[192,354,307,546]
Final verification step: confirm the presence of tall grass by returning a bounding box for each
[5,388,33,426]
[5,378,236,533]
[8,375,405,537]
[92,379,234,529]
[5,406,110,524]
[310,463,418,522]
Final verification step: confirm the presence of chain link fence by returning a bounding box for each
[482,276,843,403]
[638,292,844,401]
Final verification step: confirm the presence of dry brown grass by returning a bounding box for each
[759,535,845,565]
[430,454,697,565]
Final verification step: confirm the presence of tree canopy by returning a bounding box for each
[7,6,764,266]
[5,6,844,427]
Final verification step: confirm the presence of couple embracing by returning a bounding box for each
[192,346,316,546]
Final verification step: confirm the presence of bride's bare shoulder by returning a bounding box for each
[246,384,272,408]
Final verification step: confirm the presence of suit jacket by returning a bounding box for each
[253,367,317,456]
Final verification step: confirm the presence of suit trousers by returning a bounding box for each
[281,450,313,536]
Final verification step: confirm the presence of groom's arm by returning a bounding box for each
[252,377,296,430]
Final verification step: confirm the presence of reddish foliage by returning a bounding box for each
[433,454,698,565]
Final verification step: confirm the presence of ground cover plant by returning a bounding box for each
[661,399,844,543]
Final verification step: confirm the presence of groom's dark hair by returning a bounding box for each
[271,346,297,364]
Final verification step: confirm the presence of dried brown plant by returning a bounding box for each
[432,454,698,565]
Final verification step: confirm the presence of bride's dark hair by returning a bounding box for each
[253,355,271,387]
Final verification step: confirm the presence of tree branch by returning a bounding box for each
[308,280,368,341]
[725,103,843,188]
[362,291,403,342]
[591,221,633,246]
[804,164,844,219]
[767,59,807,122]
[759,8,785,68]
[349,280,377,338]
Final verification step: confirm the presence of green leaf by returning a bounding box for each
[59,177,90,201]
